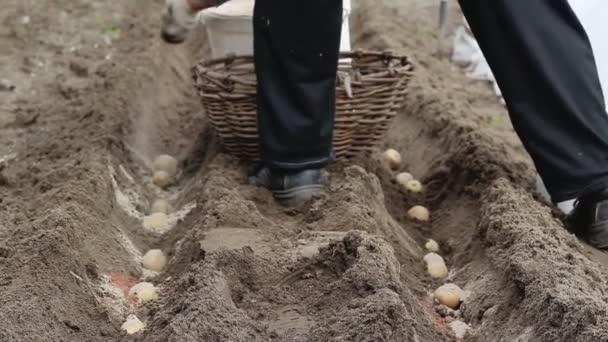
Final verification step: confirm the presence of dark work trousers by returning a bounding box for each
[253,0,342,171]
[460,0,608,202]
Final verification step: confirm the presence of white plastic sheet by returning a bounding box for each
[569,0,608,100]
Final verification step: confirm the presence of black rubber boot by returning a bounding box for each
[565,188,608,249]
[249,166,326,207]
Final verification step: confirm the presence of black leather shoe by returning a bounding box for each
[249,165,326,207]
[248,164,272,188]
[565,188,608,249]
[270,168,326,207]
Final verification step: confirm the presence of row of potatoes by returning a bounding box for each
[121,155,178,335]
[384,148,467,336]
[424,240,470,339]
[383,149,430,222]
[141,155,179,232]
[423,244,463,310]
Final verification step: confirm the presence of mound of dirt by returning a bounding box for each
[147,231,443,342]
[3,0,608,341]
[464,180,608,342]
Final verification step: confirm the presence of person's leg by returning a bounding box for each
[253,0,342,170]
[460,0,608,202]
[251,0,342,206]
[459,0,608,247]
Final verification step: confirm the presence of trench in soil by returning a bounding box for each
[3,0,608,341]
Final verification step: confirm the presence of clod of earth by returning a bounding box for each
[449,320,470,339]
[408,205,430,221]
[121,314,145,335]
[142,212,168,232]
[382,148,402,170]
[150,198,170,214]
[153,154,178,177]
[424,252,448,279]
[0,79,15,92]
[152,170,172,189]
[425,239,440,253]
[110,272,138,297]
[142,249,167,272]
[300,245,320,258]
[434,283,463,309]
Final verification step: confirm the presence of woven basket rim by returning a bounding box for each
[191,49,415,162]
[193,49,413,70]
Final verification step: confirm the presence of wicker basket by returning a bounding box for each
[192,50,414,161]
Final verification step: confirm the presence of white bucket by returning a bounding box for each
[341,0,352,53]
[199,0,352,59]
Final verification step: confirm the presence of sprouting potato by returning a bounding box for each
[142,249,167,272]
[405,179,423,193]
[153,154,178,177]
[152,170,172,189]
[424,252,448,279]
[434,283,463,309]
[382,149,402,170]
[408,205,430,221]
[121,314,145,335]
[425,239,440,253]
[143,212,168,232]
[150,198,170,215]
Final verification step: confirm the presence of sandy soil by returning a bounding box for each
[2,0,608,341]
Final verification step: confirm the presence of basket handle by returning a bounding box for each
[337,71,354,98]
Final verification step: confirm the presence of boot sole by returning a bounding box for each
[273,185,324,207]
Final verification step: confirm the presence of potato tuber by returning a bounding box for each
[405,179,423,193]
[137,286,158,303]
[142,212,168,232]
[150,198,170,215]
[142,249,167,272]
[152,170,172,189]
[129,282,158,303]
[424,252,448,279]
[153,154,178,177]
[408,205,430,221]
[425,239,440,253]
[121,314,145,335]
[396,172,414,186]
[434,283,463,309]
[382,149,402,170]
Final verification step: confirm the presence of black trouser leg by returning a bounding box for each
[459,0,608,202]
[253,0,342,171]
